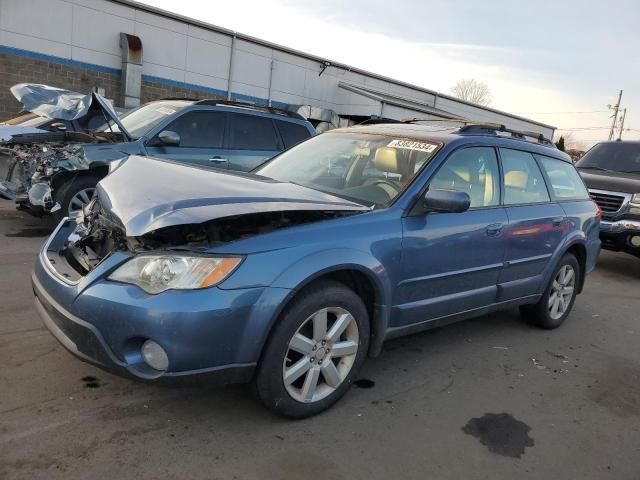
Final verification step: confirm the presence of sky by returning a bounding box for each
[140,0,640,148]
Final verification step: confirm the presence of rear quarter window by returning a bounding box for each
[536,154,590,200]
[275,120,312,149]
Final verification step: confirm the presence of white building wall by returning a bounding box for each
[0,0,554,138]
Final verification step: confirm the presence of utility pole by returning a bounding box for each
[617,108,627,140]
[608,90,623,141]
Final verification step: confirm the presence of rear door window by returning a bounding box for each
[229,114,279,150]
[275,120,312,148]
[500,148,550,205]
[536,155,590,200]
[162,111,226,148]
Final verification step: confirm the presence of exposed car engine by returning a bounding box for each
[64,199,353,276]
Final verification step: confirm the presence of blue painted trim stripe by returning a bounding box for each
[0,45,121,76]
[142,74,289,109]
[2,44,290,110]
[141,74,226,97]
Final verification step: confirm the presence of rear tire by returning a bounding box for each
[256,280,370,418]
[520,253,580,329]
[53,176,99,222]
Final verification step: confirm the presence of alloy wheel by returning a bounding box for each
[68,187,96,217]
[548,264,576,320]
[282,307,359,403]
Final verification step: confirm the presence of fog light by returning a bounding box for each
[630,236,640,248]
[141,340,169,371]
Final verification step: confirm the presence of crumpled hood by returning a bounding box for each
[10,83,131,140]
[97,155,370,237]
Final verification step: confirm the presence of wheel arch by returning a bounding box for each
[565,242,587,293]
[545,235,588,295]
[50,166,108,193]
[263,251,394,359]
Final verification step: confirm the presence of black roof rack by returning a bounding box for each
[157,97,202,101]
[457,123,554,146]
[357,116,403,125]
[192,99,305,119]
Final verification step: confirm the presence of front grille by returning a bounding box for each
[589,190,626,213]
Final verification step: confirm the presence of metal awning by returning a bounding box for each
[337,82,463,120]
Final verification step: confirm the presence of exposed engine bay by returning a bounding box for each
[0,131,122,210]
[0,83,131,213]
[62,198,355,277]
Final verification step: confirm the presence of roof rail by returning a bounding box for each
[193,99,305,119]
[402,116,470,123]
[158,97,201,101]
[457,123,554,146]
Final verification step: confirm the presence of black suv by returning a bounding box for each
[577,141,640,257]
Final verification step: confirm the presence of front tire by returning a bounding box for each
[53,176,99,221]
[520,253,580,329]
[256,280,370,418]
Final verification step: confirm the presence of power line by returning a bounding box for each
[556,127,611,131]
[513,110,609,115]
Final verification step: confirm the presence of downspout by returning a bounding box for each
[267,59,275,106]
[119,33,143,108]
[227,33,236,100]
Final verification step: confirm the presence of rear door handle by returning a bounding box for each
[486,223,504,236]
[552,217,564,227]
[209,156,227,163]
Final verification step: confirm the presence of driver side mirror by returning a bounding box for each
[158,130,180,146]
[423,189,470,213]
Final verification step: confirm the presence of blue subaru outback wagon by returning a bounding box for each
[33,122,601,417]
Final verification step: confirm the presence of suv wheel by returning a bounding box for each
[54,176,99,221]
[520,253,580,329]
[256,280,369,418]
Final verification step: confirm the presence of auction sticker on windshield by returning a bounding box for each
[387,139,438,153]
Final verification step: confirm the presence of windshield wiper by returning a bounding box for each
[621,170,640,174]
[578,166,611,171]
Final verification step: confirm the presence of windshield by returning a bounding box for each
[2,113,48,127]
[100,100,191,139]
[577,143,640,173]
[256,132,440,206]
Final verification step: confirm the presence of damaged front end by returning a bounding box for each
[0,83,132,214]
[0,134,94,214]
[53,198,356,282]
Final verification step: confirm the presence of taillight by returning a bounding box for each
[594,201,602,220]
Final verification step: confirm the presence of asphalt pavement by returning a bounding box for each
[1,200,639,480]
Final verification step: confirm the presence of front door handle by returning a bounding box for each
[552,217,564,227]
[486,223,504,236]
[209,156,227,163]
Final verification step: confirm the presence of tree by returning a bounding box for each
[450,79,492,106]
[555,136,566,151]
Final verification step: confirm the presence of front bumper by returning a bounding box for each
[33,219,290,383]
[599,219,640,257]
[0,178,50,216]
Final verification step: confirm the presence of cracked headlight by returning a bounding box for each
[109,255,243,294]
